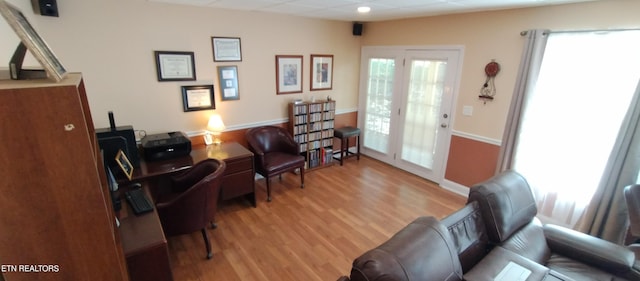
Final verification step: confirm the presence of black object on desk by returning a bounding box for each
[125,188,154,215]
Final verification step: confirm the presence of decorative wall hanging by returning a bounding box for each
[479,60,500,104]
[276,55,303,94]
[310,54,333,91]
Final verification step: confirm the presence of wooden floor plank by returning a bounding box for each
[166,156,466,280]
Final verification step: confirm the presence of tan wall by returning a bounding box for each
[1,0,361,135]
[3,0,640,187]
[362,0,640,141]
[361,0,640,186]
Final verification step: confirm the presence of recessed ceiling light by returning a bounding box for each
[357,6,371,13]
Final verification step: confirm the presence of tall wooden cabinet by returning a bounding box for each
[0,74,129,280]
[289,100,335,169]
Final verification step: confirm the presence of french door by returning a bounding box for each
[358,46,462,183]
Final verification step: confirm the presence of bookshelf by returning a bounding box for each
[289,100,335,170]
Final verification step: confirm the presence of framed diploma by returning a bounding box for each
[181,85,215,112]
[211,37,242,62]
[217,65,239,101]
[154,51,196,81]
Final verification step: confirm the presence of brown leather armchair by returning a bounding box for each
[155,158,226,259]
[625,184,640,242]
[246,126,305,202]
[467,170,639,281]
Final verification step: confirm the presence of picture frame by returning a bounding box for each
[154,51,196,81]
[310,54,334,91]
[115,149,134,180]
[276,55,303,95]
[212,37,242,62]
[217,65,240,101]
[181,85,215,112]
[0,0,67,82]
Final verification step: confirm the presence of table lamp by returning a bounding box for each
[204,114,225,145]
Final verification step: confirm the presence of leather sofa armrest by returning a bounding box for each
[543,224,635,273]
[336,276,350,281]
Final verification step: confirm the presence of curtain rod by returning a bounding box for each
[520,28,640,36]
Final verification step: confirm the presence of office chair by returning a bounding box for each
[155,158,226,259]
[246,126,305,202]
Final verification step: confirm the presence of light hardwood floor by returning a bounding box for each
[167,156,466,281]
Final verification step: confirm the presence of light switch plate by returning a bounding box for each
[463,105,473,116]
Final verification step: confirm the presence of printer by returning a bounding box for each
[141,131,192,161]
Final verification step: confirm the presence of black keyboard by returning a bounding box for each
[125,188,153,215]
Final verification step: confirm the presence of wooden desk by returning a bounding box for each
[130,142,256,207]
[117,142,255,281]
[118,184,173,281]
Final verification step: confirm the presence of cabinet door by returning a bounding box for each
[0,80,128,280]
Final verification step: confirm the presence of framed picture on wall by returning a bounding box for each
[276,55,303,95]
[217,65,240,101]
[310,54,333,91]
[181,85,215,111]
[154,51,196,81]
[211,37,242,62]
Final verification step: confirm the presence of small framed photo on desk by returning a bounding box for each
[115,149,134,180]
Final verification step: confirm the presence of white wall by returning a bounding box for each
[1,0,361,135]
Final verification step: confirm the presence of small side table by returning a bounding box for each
[333,126,361,166]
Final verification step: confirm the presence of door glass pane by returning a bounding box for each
[400,59,447,169]
[364,58,395,153]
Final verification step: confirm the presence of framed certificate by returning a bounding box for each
[154,51,196,81]
[211,37,242,62]
[217,65,239,101]
[181,85,215,111]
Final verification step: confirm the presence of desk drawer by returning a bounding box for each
[221,170,255,200]
[224,157,253,174]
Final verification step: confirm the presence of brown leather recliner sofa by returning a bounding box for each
[338,170,640,281]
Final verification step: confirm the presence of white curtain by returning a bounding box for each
[499,29,640,229]
[578,80,640,243]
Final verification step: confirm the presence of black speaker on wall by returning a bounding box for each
[31,0,59,17]
[353,22,363,36]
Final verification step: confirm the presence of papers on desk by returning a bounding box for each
[494,261,531,281]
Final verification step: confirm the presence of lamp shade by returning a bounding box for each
[207,114,225,133]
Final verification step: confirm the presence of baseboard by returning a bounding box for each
[440,179,469,197]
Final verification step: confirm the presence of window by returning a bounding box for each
[513,30,640,227]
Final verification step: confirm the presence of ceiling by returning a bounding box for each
[148,0,594,22]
